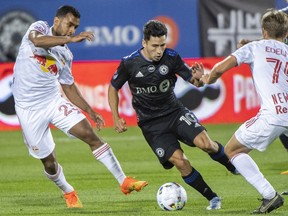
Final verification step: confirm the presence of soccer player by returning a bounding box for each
[108,20,238,210]
[12,5,147,209]
[200,9,287,214]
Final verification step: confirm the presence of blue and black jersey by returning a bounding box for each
[111,48,192,125]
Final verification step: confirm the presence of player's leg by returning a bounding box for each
[41,152,82,208]
[15,105,81,208]
[193,130,237,174]
[140,119,220,210]
[225,119,284,214]
[176,109,237,174]
[52,98,147,195]
[69,118,147,194]
[168,149,221,210]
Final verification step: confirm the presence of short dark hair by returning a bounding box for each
[143,20,167,41]
[261,8,288,38]
[56,5,80,19]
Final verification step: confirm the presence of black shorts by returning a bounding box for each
[140,108,205,169]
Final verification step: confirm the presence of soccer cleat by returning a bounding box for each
[64,191,83,208]
[252,193,284,214]
[206,196,221,210]
[280,170,288,175]
[120,176,148,195]
[281,191,288,195]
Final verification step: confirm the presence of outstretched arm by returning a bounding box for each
[29,30,94,48]
[61,83,104,130]
[108,84,127,133]
[200,55,238,84]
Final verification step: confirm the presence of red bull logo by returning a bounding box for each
[33,54,58,75]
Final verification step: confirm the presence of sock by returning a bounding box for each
[93,143,126,185]
[44,163,74,194]
[209,141,236,173]
[182,168,217,201]
[231,153,275,199]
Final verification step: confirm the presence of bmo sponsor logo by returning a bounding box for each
[85,25,140,46]
[85,16,179,49]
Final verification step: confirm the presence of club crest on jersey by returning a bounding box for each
[148,65,155,73]
[156,148,165,157]
[159,65,169,75]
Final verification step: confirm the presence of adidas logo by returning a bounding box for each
[136,71,144,77]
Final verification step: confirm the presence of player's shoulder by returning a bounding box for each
[164,48,179,57]
[122,49,141,62]
[29,20,50,34]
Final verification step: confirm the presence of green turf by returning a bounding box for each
[0,124,287,215]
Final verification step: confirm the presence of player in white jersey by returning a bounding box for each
[198,9,288,214]
[12,5,147,209]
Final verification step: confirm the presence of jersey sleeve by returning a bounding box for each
[29,20,49,35]
[58,64,74,85]
[232,43,254,65]
[110,60,129,90]
[174,54,192,81]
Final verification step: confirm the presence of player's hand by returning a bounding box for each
[113,117,127,133]
[70,31,94,42]
[190,62,204,80]
[237,39,251,48]
[88,111,105,131]
[189,62,204,87]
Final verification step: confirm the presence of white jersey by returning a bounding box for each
[12,20,74,110]
[232,40,288,126]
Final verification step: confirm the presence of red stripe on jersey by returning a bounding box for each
[245,114,260,128]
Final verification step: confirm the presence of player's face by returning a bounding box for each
[53,13,79,37]
[142,35,166,62]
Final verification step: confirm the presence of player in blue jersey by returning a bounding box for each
[108,20,238,210]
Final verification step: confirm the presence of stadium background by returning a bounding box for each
[0,0,286,130]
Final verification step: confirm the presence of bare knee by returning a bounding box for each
[69,120,104,149]
[224,135,251,160]
[224,145,233,159]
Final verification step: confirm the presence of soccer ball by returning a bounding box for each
[156,182,187,211]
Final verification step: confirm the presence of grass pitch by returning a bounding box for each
[0,124,287,216]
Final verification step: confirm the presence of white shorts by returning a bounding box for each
[235,114,287,152]
[15,96,86,159]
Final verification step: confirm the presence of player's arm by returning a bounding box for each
[108,84,127,133]
[61,83,104,130]
[28,30,94,49]
[201,55,237,84]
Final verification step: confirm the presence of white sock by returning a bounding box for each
[44,164,74,194]
[231,153,275,199]
[93,143,126,185]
